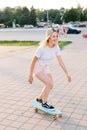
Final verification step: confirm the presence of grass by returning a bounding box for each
[0,40,38,46]
[59,41,72,49]
[0,40,72,48]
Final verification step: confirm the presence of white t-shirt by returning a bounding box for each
[35,45,61,66]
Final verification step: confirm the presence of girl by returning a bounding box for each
[28,28,71,109]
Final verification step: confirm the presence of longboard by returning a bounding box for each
[32,101,62,119]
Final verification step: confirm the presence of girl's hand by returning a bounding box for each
[28,75,33,84]
[66,74,72,82]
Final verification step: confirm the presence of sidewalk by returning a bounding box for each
[0,36,87,130]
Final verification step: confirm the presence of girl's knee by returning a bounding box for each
[46,81,53,89]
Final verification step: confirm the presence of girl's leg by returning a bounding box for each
[36,71,53,104]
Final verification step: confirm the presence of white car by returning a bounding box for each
[52,24,59,29]
[24,25,34,29]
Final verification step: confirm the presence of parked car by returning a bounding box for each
[52,23,59,29]
[0,24,5,28]
[67,26,81,34]
[73,23,86,27]
[78,24,86,27]
[16,24,20,27]
[24,25,34,29]
[37,22,47,28]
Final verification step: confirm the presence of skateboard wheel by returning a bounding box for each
[53,114,62,120]
[53,115,59,120]
[54,116,58,120]
[35,108,38,113]
[59,114,62,118]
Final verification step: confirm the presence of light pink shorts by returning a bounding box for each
[33,62,50,76]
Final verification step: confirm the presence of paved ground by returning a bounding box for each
[0,35,87,130]
[0,27,86,41]
[0,28,46,41]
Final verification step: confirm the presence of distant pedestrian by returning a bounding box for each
[63,25,68,34]
[59,24,68,35]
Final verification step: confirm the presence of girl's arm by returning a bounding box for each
[56,55,71,82]
[28,56,38,84]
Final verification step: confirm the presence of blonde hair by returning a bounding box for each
[39,28,59,46]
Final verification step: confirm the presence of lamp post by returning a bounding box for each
[47,10,49,27]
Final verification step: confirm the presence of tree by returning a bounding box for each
[0,11,4,23]
[36,9,44,21]
[1,7,14,26]
[48,9,58,23]
[83,8,87,21]
[15,7,30,26]
[0,6,86,27]
[54,11,63,24]
[29,6,36,26]
[63,8,81,22]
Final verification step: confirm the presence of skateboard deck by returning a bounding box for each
[32,101,62,119]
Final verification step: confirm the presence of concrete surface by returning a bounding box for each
[0,34,87,130]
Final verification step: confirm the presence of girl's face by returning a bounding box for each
[48,31,58,47]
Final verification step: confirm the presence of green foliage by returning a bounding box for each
[0,40,71,48]
[0,6,87,27]
[59,41,72,49]
[83,8,87,21]
[54,12,62,24]
[0,40,38,46]
[0,7,14,27]
[0,6,36,27]
[48,9,58,23]
[64,8,80,22]
[18,7,30,26]
[29,6,37,26]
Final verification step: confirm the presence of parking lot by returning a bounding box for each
[0,27,87,41]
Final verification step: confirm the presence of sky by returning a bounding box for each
[0,0,87,10]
